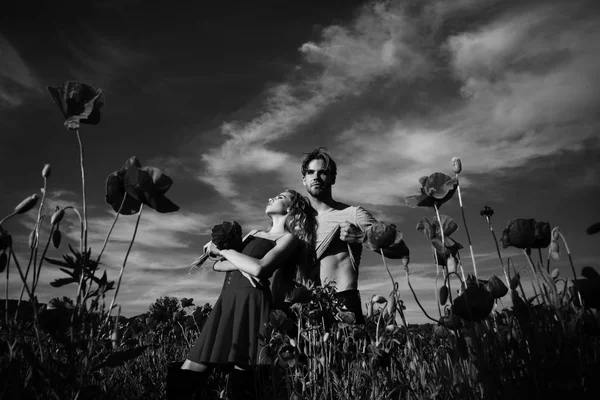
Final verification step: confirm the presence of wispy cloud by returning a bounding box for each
[193,0,600,210]
[0,34,42,107]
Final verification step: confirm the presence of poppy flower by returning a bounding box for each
[404,173,458,209]
[417,215,463,266]
[46,81,105,130]
[105,156,179,215]
[500,218,551,249]
[486,275,508,299]
[572,266,600,309]
[362,222,409,259]
[211,221,243,252]
[452,285,494,321]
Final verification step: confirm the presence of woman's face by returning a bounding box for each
[265,191,293,216]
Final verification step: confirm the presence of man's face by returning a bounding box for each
[303,159,334,197]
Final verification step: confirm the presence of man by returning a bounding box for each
[301,148,407,324]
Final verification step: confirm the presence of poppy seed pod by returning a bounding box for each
[439,285,449,305]
[447,256,457,273]
[14,194,39,214]
[42,164,51,178]
[487,275,508,299]
[452,157,462,174]
[50,209,65,225]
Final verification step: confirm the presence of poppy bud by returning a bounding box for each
[549,241,560,260]
[323,332,330,343]
[111,330,121,350]
[289,338,297,347]
[439,285,449,305]
[50,209,65,225]
[15,194,39,214]
[42,164,51,178]
[0,251,7,273]
[551,269,560,279]
[447,256,457,273]
[371,295,387,304]
[509,273,520,290]
[487,275,508,299]
[52,230,62,248]
[386,294,396,316]
[452,157,462,174]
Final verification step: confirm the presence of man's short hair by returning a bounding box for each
[301,147,337,183]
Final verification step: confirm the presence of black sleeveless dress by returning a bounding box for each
[187,235,279,367]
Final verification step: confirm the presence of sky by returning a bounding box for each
[1,0,599,324]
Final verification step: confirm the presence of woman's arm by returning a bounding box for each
[212,259,237,272]
[215,233,299,279]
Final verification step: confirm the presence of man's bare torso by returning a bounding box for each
[315,204,361,292]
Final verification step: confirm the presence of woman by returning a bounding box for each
[167,189,316,400]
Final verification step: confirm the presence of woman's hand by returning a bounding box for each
[203,241,222,257]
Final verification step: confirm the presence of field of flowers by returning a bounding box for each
[1,81,600,400]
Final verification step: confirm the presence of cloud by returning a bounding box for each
[197,2,437,202]
[0,34,42,107]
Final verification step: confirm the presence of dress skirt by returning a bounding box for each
[187,236,278,367]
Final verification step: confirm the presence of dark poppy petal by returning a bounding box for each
[143,193,179,213]
[416,217,434,239]
[141,166,174,195]
[363,222,398,250]
[533,221,551,248]
[434,214,459,236]
[124,163,154,201]
[404,194,434,208]
[452,286,494,321]
[121,156,142,173]
[424,173,457,200]
[46,82,105,125]
[105,172,141,215]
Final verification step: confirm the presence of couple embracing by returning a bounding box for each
[167,148,407,399]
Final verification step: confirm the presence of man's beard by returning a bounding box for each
[306,184,328,198]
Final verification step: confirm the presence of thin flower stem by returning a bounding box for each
[558,232,577,280]
[95,195,126,266]
[9,247,45,362]
[379,248,395,289]
[404,266,439,323]
[0,211,18,227]
[486,218,510,289]
[4,251,9,326]
[75,129,87,254]
[32,224,56,294]
[522,250,547,304]
[456,182,478,280]
[104,204,144,327]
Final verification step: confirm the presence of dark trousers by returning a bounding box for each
[335,289,366,324]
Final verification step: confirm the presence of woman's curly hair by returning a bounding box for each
[270,189,318,307]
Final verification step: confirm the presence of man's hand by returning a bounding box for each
[339,221,365,244]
